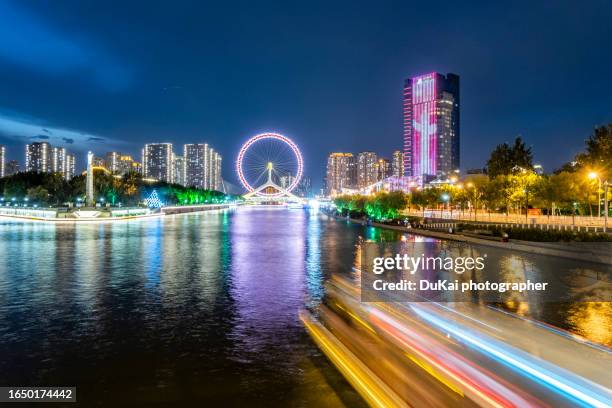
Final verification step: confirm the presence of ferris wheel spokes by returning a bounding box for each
[236,132,303,197]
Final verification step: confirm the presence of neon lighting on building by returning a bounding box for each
[412,73,437,178]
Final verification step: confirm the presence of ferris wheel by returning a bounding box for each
[236,132,303,197]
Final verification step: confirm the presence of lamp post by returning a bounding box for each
[441,193,450,219]
[605,181,609,233]
[588,172,601,218]
[524,188,529,223]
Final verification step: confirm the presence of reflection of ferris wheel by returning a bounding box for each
[236,132,303,197]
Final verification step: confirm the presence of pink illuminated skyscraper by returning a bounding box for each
[403,72,460,182]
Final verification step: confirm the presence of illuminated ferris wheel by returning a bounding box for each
[236,132,303,197]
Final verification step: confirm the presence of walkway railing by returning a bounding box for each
[418,221,605,233]
[405,210,608,228]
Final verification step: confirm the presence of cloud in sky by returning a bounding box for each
[0,1,131,91]
[0,110,124,150]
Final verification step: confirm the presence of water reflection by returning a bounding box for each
[0,208,608,407]
[0,209,366,406]
[357,228,611,346]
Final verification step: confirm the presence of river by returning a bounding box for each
[0,207,609,406]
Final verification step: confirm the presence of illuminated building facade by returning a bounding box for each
[403,72,460,181]
[392,150,404,178]
[142,143,173,183]
[0,145,5,178]
[64,152,76,180]
[50,147,75,180]
[106,152,140,175]
[172,154,186,186]
[281,175,311,197]
[93,156,106,168]
[6,160,19,176]
[357,151,378,188]
[184,143,222,190]
[325,152,353,196]
[25,142,51,173]
[184,143,208,189]
[207,147,222,191]
[375,158,391,181]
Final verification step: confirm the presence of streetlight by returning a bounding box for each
[588,171,602,218]
[604,180,609,233]
[466,182,477,221]
[524,188,529,223]
[441,193,450,218]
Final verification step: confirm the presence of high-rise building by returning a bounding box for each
[142,143,173,183]
[64,152,76,180]
[357,151,378,188]
[280,175,296,190]
[391,150,404,178]
[172,154,186,186]
[403,72,460,181]
[183,143,223,190]
[25,142,51,173]
[209,149,222,191]
[281,175,312,197]
[93,156,106,168]
[131,161,142,174]
[376,158,391,181]
[325,152,353,196]
[347,155,357,187]
[51,147,66,175]
[6,160,19,176]
[184,143,208,188]
[46,146,76,180]
[0,145,5,178]
[207,147,217,190]
[106,152,138,175]
[297,176,312,197]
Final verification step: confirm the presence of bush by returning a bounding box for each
[456,223,612,242]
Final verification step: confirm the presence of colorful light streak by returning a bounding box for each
[300,311,406,408]
[409,305,612,408]
[366,306,535,408]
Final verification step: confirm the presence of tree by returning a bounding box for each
[487,136,533,177]
[557,124,612,179]
[27,186,49,204]
[575,124,612,178]
[486,143,513,178]
[510,136,534,171]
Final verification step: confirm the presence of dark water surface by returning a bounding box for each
[0,208,365,407]
[0,207,609,407]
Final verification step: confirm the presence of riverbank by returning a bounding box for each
[333,214,612,266]
[0,204,233,223]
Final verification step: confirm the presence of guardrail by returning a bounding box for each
[419,220,607,233]
[407,210,609,228]
[0,207,57,218]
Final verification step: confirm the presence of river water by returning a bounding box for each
[0,207,609,406]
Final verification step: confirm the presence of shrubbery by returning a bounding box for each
[456,223,612,242]
[334,192,407,221]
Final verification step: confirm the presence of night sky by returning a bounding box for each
[0,0,611,191]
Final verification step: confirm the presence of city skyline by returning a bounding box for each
[0,1,611,191]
